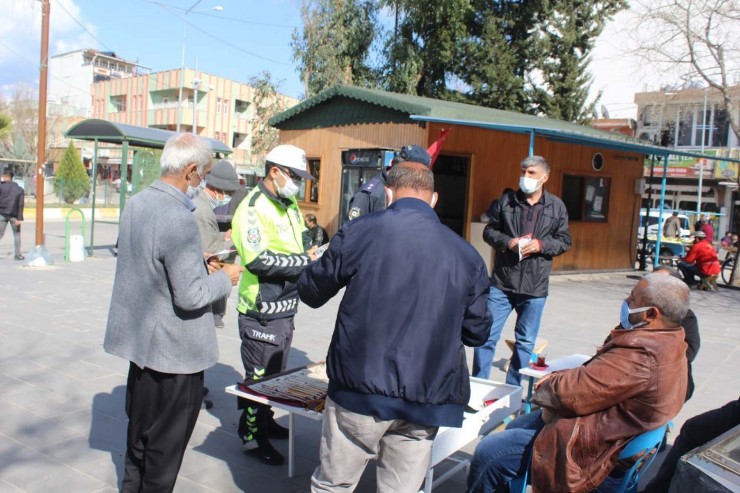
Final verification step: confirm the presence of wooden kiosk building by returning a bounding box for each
[270,85,664,272]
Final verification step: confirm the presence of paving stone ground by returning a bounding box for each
[1,220,738,492]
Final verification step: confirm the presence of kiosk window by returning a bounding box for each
[562,174,610,222]
[298,159,321,204]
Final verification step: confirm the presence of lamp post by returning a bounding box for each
[175,2,223,132]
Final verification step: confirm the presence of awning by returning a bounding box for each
[410,115,740,164]
[65,119,232,154]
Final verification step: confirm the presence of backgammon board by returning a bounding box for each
[237,362,328,412]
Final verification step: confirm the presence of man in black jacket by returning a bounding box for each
[0,170,25,261]
[473,155,571,385]
[298,162,491,493]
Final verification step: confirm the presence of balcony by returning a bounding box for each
[148,102,206,128]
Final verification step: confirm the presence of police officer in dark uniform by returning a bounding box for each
[346,145,431,221]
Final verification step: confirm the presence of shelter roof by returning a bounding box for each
[270,85,740,163]
[65,119,232,154]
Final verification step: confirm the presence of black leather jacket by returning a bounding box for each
[484,189,571,297]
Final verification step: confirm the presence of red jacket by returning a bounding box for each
[685,240,721,276]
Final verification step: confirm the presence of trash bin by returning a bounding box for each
[69,234,85,262]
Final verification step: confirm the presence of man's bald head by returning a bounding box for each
[385,161,437,206]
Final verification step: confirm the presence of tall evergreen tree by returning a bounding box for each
[292,0,379,98]
[54,142,90,204]
[381,0,471,99]
[533,0,626,122]
[458,0,551,112]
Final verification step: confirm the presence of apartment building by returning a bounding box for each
[48,49,142,117]
[90,68,299,172]
[634,85,740,237]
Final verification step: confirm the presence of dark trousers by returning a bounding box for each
[236,314,293,442]
[643,398,740,493]
[677,261,701,285]
[122,363,204,493]
[0,213,21,256]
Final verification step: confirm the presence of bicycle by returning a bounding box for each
[722,253,735,285]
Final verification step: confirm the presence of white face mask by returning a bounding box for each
[519,176,542,195]
[276,169,300,198]
[186,171,205,198]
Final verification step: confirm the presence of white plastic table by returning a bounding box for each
[226,377,522,492]
[518,353,591,413]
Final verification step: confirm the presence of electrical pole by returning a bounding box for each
[35,0,50,247]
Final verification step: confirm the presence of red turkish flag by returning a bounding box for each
[427,128,450,169]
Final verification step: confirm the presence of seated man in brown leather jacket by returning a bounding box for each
[468,273,689,493]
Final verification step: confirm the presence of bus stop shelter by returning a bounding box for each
[65,119,232,255]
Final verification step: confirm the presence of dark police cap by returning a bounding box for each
[394,145,431,167]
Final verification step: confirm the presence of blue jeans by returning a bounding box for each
[468,410,544,493]
[467,411,624,493]
[472,286,547,385]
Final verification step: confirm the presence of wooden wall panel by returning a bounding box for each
[280,120,643,272]
[424,121,643,271]
[280,123,427,233]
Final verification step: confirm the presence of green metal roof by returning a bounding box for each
[65,119,232,154]
[270,85,740,164]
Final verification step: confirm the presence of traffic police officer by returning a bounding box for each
[346,144,431,221]
[231,144,318,465]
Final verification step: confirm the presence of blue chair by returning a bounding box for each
[507,423,669,493]
[613,423,669,493]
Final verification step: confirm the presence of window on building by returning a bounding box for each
[234,99,250,113]
[111,95,126,112]
[217,97,222,114]
[641,105,654,126]
[711,108,731,147]
[224,99,229,114]
[562,174,610,222]
[694,108,712,147]
[676,110,693,146]
[297,159,321,203]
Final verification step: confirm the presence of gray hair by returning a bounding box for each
[160,133,212,176]
[386,162,434,191]
[641,273,689,325]
[521,155,551,174]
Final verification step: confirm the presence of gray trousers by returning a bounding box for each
[0,214,21,256]
[311,397,438,493]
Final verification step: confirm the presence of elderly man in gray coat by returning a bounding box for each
[104,133,243,493]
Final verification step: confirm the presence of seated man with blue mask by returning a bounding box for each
[468,273,689,493]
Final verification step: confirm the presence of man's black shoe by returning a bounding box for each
[267,419,290,439]
[14,255,24,261]
[244,440,284,466]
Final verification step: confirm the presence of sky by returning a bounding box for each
[0,0,676,119]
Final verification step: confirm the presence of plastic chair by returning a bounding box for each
[507,423,669,493]
[613,423,669,493]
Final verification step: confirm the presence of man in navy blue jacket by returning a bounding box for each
[298,161,491,493]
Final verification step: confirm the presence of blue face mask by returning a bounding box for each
[619,300,652,329]
[186,179,205,199]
